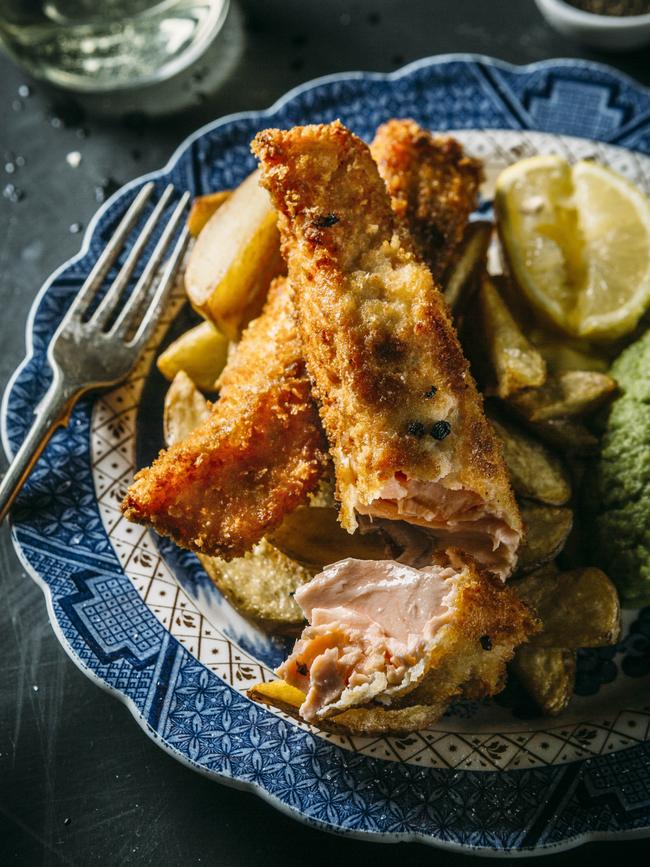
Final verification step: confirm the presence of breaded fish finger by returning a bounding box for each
[254,121,521,579]
[122,278,328,559]
[371,118,483,280]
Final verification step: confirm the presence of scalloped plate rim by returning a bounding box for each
[3,54,650,856]
[11,522,650,858]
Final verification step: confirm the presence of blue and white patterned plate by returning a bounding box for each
[3,56,650,855]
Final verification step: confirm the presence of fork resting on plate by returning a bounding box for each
[0,182,190,523]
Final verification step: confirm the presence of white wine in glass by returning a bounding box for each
[0,0,230,91]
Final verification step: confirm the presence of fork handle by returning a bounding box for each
[0,371,80,523]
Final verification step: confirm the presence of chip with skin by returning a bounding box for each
[508,370,617,422]
[514,566,621,649]
[479,275,547,399]
[517,501,573,574]
[488,410,571,506]
[510,646,576,717]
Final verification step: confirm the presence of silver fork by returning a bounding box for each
[0,182,190,523]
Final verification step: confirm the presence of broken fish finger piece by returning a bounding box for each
[122,278,329,560]
[253,121,522,579]
[370,119,483,281]
[273,552,537,724]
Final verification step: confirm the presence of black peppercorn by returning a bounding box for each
[407,421,426,437]
[430,420,451,440]
[313,213,339,228]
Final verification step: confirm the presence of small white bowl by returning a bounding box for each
[535,0,650,51]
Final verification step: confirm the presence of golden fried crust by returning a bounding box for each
[404,553,539,710]
[249,687,449,736]
[253,121,520,536]
[122,278,328,559]
[370,119,483,280]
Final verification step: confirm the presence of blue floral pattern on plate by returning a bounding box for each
[3,56,650,855]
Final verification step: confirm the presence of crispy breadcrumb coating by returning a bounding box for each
[253,121,521,573]
[250,551,538,734]
[123,122,486,563]
[122,278,328,558]
[371,119,483,279]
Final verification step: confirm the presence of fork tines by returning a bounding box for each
[67,183,190,343]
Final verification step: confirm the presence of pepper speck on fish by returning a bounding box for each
[431,420,452,441]
[313,213,339,228]
[407,421,426,437]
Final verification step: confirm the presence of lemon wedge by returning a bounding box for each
[495,155,650,341]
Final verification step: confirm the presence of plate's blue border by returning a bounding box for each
[3,55,650,856]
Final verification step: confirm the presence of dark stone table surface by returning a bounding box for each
[1,1,649,864]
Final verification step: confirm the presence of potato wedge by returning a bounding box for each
[525,417,599,454]
[528,328,609,374]
[248,679,306,714]
[187,190,231,237]
[157,320,229,392]
[488,411,571,506]
[269,505,390,572]
[479,275,546,398]
[163,370,211,447]
[508,370,617,422]
[511,647,576,716]
[517,501,573,573]
[443,221,492,315]
[185,169,285,339]
[515,567,621,649]
[197,540,310,634]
